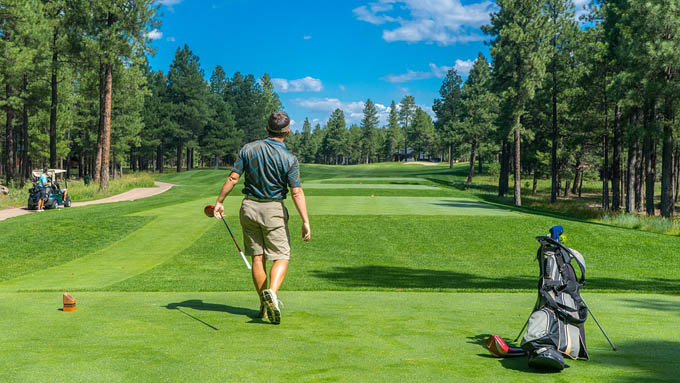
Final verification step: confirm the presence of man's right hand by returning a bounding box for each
[214,202,225,219]
[302,222,311,242]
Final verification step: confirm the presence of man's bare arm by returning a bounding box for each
[290,186,310,241]
[214,172,240,219]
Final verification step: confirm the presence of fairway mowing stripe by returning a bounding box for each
[0,199,225,292]
[301,184,440,190]
[294,196,516,216]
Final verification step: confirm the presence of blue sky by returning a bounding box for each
[147,0,499,131]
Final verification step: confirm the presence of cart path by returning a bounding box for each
[0,181,174,222]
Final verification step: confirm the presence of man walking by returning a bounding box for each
[213,111,310,325]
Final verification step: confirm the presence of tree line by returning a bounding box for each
[430,0,680,219]
[2,0,680,219]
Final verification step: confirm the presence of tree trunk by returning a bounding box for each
[49,30,58,169]
[177,139,183,173]
[130,148,137,172]
[612,105,622,211]
[98,63,113,191]
[551,66,558,204]
[157,144,163,173]
[532,166,538,195]
[635,143,643,212]
[499,140,509,197]
[564,180,570,197]
[186,146,190,171]
[661,99,675,218]
[5,84,16,185]
[466,140,477,185]
[478,154,483,175]
[448,144,453,169]
[626,139,637,213]
[602,134,610,210]
[571,160,581,195]
[644,136,655,216]
[94,64,105,183]
[513,115,522,206]
[20,74,29,187]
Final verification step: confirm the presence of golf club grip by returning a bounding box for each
[240,251,252,269]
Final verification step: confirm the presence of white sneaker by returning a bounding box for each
[37,209,44,212]
[262,289,282,325]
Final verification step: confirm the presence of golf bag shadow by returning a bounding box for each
[520,228,589,371]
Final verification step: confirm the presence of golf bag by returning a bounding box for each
[521,226,589,370]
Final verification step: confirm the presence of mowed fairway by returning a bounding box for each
[0,163,678,382]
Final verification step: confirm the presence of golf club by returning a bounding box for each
[204,205,251,269]
[581,297,617,351]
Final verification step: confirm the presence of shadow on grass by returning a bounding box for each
[619,298,680,315]
[467,333,561,374]
[311,266,534,289]
[163,300,262,330]
[469,334,680,379]
[431,199,507,210]
[590,340,680,382]
[311,266,680,292]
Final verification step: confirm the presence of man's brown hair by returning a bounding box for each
[267,111,291,138]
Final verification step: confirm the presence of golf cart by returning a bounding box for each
[28,169,71,210]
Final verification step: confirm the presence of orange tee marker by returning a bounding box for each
[63,293,76,312]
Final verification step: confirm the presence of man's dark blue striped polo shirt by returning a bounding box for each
[232,137,301,200]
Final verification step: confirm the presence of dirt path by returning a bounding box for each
[0,181,174,222]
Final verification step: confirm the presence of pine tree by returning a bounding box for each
[461,54,498,184]
[484,0,551,206]
[433,68,463,168]
[167,45,208,173]
[398,95,416,160]
[360,99,379,164]
[384,101,403,161]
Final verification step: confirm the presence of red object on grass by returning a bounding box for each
[204,205,215,217]
[484,335,527,358]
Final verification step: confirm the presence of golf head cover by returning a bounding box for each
[484,335,526,358]
[549,225,564,243]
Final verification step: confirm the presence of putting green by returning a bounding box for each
[0,292,676,382]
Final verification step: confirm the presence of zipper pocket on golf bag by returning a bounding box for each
[521,307,581,360]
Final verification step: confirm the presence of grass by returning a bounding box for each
[0,162,678,381]
[0,172,155,209]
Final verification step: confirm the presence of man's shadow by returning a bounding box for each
[163,299,264,330]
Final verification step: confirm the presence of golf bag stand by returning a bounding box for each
[519,226,590,371]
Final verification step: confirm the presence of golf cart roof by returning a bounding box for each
[32,169,67,178]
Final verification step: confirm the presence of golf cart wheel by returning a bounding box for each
[65,197,71,207]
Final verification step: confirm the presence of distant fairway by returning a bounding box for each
[0,163,678,382]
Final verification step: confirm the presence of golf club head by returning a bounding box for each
[204,205,215,217]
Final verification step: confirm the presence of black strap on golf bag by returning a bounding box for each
[521,235,590,370]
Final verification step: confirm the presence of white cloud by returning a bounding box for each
[166,36,176,42]
[354,0,495,45]
[146,29,163,40]
[294,98,403,125]
[303,35,312,40]
[290,120,296,127]
[156,0,183,5]
[382,59,475,83]
[339,84,346,92]
[272,76,323,93]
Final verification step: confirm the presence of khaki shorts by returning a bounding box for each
[239,198,291,261]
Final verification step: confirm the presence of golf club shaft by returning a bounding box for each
[585,305,616,351]
[514,317,530,343]
[221,217,252,270]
